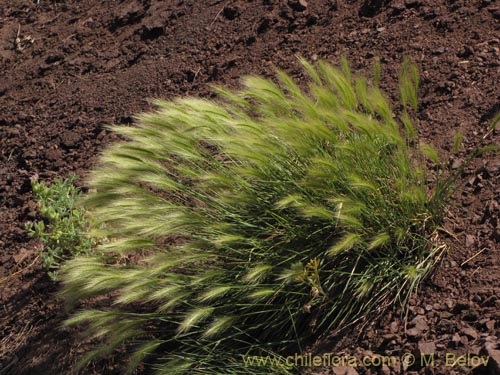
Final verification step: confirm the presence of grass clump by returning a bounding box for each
[26,174,95,280]
[62,58,452,374]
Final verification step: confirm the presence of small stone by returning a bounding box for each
[485,320,495,331]
[288,0,308,11]
[484,336,497,348]
[391,0,406,12]
[97,130,107,140]
[445,298,454,309]
[380,365,391,375]
[406,327,422,338]
[461,326,478,340]
[60,131,81,149]
[363,350,374,358]
[410,315,429,331]
[465,234,475,248]
[382,333,397,341]
[389,321,399,333]
[25,200,37,219]
[45,148,63,161]
[418,341,436,355]
[432,303,443,311]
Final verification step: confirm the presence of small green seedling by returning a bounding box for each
[26,174,95,280]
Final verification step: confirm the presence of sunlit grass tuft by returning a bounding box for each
[62,58,453,374]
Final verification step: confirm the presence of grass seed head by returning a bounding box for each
[61,58,452,375]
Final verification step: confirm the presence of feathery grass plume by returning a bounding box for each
[62,58,452,374]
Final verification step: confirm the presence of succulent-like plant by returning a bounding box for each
[62,58,453,374]
[26,174,95,281]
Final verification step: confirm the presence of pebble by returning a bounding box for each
[432,303,442,311]
[45,148,63,161]
[288,0,308,11]
[444,298,454,309]
[410,315,429,331]
[389,321,399,333]
[60,131,81,149]
[406,327,422,338]
[391,0,405,12]
[417,341,436,355]
[485,320,495,331]
[25,200,37,219]
[382,333,398,341]
[380,365,391,375]
[465,234,476,248]
[461,326,478,340]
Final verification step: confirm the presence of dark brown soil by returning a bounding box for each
[0,1,499,374]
